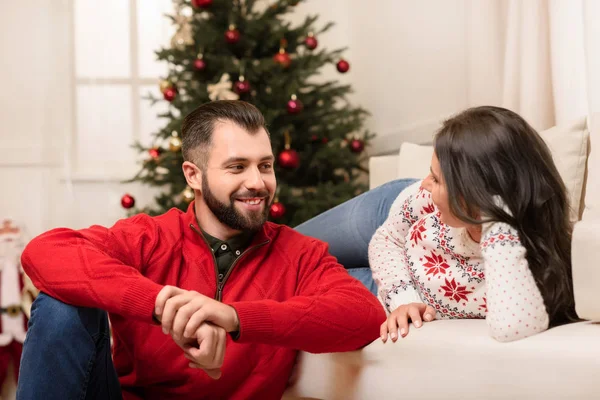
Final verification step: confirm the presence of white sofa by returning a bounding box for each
[284,114,600,400]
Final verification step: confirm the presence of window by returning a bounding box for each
[72,0,175,180]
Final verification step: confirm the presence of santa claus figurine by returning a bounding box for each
[0,219,38,386]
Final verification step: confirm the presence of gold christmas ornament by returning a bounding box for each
[159,80,171,94]
[169,131,182,152]
[182,186,195,203]
[171,6,194,50]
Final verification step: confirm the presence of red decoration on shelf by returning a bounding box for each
[269,202,286,219]
[349,138,365,153]
[305,34,318,50]
[225,25,241,44]
[234,77,251,95]
[192,0,213,8]
[336,59,350,73]
[148,148,161,159]
[278,149,300,169]
[287,95,303,114]
[163,87,177,102]
[121,194,135,209]
[193,58,206,71]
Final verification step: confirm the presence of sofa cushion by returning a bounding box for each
[284,320,600,400]
[396,142,433,180]
[541,117,589,221]
[393,117,589,221]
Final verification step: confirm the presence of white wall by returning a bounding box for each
[290,0,505,154]
[1,0,504,235]
[0,0,71,237]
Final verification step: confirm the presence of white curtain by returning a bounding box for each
[500,0,600,131]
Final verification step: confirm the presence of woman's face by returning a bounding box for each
[421,152,469,228]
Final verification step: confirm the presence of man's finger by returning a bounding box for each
[213,327,226,366]
[161,294,191,334]
[155,286,184,316]
[197,367,222,380]
[192,324,218,366]
[172,302,197,340]
[183,309,208,339]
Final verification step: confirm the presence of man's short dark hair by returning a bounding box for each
[181,100,269,168]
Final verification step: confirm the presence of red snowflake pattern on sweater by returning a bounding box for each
[440,277,472,302]
[422,202,435,215]
[423,251,450,276]
[410,219,427,245]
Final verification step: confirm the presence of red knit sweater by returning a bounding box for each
[21,203,385,399]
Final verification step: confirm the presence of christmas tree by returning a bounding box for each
[124,0,374,227]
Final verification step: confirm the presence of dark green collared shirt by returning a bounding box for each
[202,230,253,282]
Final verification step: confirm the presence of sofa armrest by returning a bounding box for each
[572,219,600,320]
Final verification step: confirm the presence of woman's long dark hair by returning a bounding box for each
[434,106,579,326]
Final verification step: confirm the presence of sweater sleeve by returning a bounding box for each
[481,221,549,342]
[228,239,386,353]
[368,180,433,312]
[21,214,164,322]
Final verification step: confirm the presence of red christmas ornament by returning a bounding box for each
[121,194,135,209]
[321,137,329,144]
[234,79,251,95]
[192,0,213,8]
[310,135,319,142]
[225,26,241,44]
[278,149,300,169]
[273,50,291,68]
[148,148,161,159]
[287,96,303,114]
[270,202,286,219]
[193,58,206,71]
[349,138,365,153]
[336,59,350,73]
[163,87,177,102]
[305,35,318,50]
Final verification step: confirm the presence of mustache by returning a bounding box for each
[232,190,270,199]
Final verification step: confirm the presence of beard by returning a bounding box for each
[201,172,271,233]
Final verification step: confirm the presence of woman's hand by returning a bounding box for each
[381,302,436,342]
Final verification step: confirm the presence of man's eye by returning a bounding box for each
[261,164,273,170]
[230,165,244,170]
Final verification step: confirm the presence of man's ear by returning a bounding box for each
[182,161,203,191]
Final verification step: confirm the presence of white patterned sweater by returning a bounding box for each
[368,180,549,342]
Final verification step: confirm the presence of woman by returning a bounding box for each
[297,106,578,343]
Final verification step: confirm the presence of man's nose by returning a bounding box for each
[245,166,266,191]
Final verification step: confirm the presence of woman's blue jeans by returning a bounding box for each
[295,178,417,294]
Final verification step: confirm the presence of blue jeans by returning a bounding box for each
[17,293,122,400]
[295,178,417,294]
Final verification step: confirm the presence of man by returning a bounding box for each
[17,100,385,400]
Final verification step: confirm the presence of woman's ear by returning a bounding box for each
[182,161,202,191]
